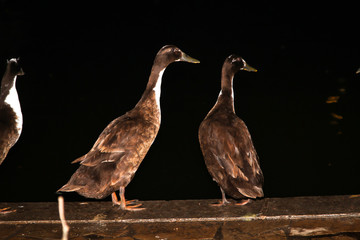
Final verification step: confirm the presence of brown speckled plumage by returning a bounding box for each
[58,45,199,210]
[198,55,263,206]
[0,58,24,165]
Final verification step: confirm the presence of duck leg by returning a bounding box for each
[211,188,231,206]
[111,192,138,206]
[112,187,144,211]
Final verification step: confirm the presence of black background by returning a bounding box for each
[0,1,359,202]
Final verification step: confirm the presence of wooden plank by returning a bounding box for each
[0,195,360,239]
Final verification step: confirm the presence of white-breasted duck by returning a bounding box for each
[198,55,263,206]
[58,45,200,211]
[0,58,24,165]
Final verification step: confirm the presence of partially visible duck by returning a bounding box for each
[0,58,24,165]
[58,45,200,211]
[198,55,263,206]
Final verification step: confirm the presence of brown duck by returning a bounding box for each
[198,55,263,206]
[58,45,199,210]
[0,58,24,165]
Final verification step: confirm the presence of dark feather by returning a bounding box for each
[199,112,263,199]
[199,55,263,201]
[0,105,19,162]
[0,59,23,165]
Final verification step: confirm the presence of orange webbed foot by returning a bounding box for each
[210,198,231,207]
[0,207,16,214]
[111,192,139,206]
[235,199,251,206]
[120,203,145,211]
[111,192,144,211]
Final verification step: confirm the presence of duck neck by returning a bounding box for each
[138,64,165,104]
[135,64,166,123]
[145,65,165,106]
[216,69,235,112]
[2,75,22,133]
[1,68,16,91]
[0,70,17,103]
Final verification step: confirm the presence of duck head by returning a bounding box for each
[154,45,200,68]
[224,54,257,75]
[6,58,24,76]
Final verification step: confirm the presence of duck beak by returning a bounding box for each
[356,67,360,74]
[180,52,200,64]
[243,63,257,72]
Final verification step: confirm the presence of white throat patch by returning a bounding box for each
[153,69,165,109]
[4,76,23,134]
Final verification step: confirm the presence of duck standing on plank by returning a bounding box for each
[58,45,200,211]
[0,58,24,165]
[198,55,263,206]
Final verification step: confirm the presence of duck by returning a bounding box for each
[198,54,263,206]
[0,58,24,165]
[58,45,200,211]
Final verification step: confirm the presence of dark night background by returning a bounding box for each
[0,1,359,203]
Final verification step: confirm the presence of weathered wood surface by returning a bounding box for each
[0,195,360,239]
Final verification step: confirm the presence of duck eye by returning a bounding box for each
[172,49,181,58]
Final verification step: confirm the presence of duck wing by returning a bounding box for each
[59,112,158,197]
[200,116,263,198]
[73,113,156,167]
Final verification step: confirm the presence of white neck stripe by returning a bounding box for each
[4,76,23,135]
[153,68,165,110]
